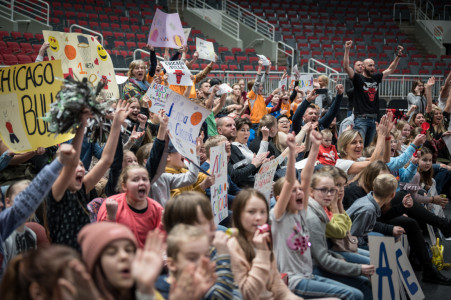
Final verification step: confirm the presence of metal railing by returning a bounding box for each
[186,0,240,40]
[393,2,416,24]
[0,0,49,25]
[70,24,104,46]
[276,41,294,73]
[221,0,275,41]
[307,58,340,79]
[416,7,443,47]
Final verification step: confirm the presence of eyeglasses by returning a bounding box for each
[313,188,337,195]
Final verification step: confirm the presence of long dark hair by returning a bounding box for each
[418,147,433,187]
[232,189,273,263]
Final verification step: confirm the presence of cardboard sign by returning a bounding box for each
[196,37,216,62]
[298,74,314,92]
[256,54,270,66]
[160,60,192,86]
[254,158,279,202]
[278,78,287,90]
[148,9,186,49]
[369,236,400,300]
[165,91,211,164]
[210,143,228,224]
[394,242,424,300]
[144,82,169,114]
[43,31,119,100]
[0,60,74,153]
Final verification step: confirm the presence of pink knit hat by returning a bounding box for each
[77,222,138,273]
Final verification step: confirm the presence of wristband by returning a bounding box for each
[410,143,420,150]
[385,136,391,141]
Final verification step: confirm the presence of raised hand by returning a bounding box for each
[58,144,77,167]
[114,100,131,124]
[58,259,101,300]
[137,114,148,127]
[412,134,426,147]
[192,257,217,299]
[345,40,353,50]
[105,198,118,221]
[426,76,436,89]
[402,194,413,208]
[396,45,404,57]
[132,230,166,295]
[261,126,270,141]
[286,132,296,150]
[212,231,230,255]
[336,84,344,95]
[200,175,215,190]
[310,130,323,146]
[251,151,269,167]
[306,89,319,102]
[158,110,169,127]
[129,126,145,143]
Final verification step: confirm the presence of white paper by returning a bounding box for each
[293,64,300,76]
[165,92,211,164]
[144,82,170,114]
[298,74,314,92]
[196,37,216,62]
[254,158,279,203]
[394,242,425,300]
[257,54,270,66]
[278,78,287,90]
[210,143,228,224]
[115,75,128,84]
[160,60,193,86]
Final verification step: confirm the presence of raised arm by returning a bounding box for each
[382,45,404,79]
[205,85,220,110]
[425,76,435,113]
[343,40,355,79]
[251,60,264,93]
[440,71,451,100]
[51,109,91,201]
[301,130,322,210]
[194,54,216,84]
[212,92,227,116]
[83,101,131,194]
[273,132,296,219]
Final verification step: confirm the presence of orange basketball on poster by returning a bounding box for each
[190,112,202,126]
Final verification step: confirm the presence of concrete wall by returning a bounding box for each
[238,22,277,61]
[0,11,52,33]
[184,9,243,49]
[416,20,450,56]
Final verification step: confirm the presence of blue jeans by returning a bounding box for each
[313,266,373,300]
[334,248,371,264]
[293,274,363,300]
[353,116,377,147]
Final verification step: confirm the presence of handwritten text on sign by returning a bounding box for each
[254,158,279,203]
[210,143,228,224]
[145,82,169,114]
[0,60,74,153]
[161,60,192,86]
[165,91,210,164]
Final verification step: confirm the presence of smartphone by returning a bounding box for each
[316,88,328,95]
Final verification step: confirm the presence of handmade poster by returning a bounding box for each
[369,236,400,300]
[210,143,228,224]
[144,82,169,114]
[0,60,74,153]
[278,78,287,90]
[43,30,119,100]
[183,28,191,41]
[209,83,233,95]
[254,158,279,202]
[196,38,216,62]
[148,9,186,49]
[165,91,210,164]
[394,242,424,300]
[298,74,314,92]
[257,54,270,66]
[160,60,193,86]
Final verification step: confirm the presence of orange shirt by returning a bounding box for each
[281,101,291,119]
[169,74,198,98]
[247,90,267,124]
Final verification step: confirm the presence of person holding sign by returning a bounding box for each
[123,60,152,104]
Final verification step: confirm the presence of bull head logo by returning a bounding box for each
[174,70,185,84]
[363,85,377,102]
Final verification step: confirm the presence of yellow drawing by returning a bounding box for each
[97,44,108,61]
[48,36,59,52]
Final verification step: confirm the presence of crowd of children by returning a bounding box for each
[1,35,451,300]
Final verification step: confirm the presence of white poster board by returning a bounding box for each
[210,143,228,224]
[369,236,401,300]
[160,60,192,86]
[298,74,314,92]
[394,242,424,300]
[165,91,211,164]
[256,54,270,66]
[196,37,216,62]
[144,82,169,114]
[254,158,279,202]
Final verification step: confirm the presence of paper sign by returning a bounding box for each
[254,158,279,202]
[115,75,128,84]
[394,242,424,300]
[43,31,119,100]
[298,74,314,92]
[165,91,211,164]
[196,37,216,62]
[278,78,287,90]
[0,60,74,153]
[148,9,186,49]
[369,236,400,300]
[183,28,191,41]
[293,64,300,77]
[257,54,270,66]
[160,60,192,86]
[144,82,169,114]
[210,143,228,224]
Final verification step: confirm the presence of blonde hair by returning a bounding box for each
[136,143,153,166]
[127,59,146,78]
[432,106,446,133]
[373,174,398,199]
[337,130,362,158]
[166,224,208,260]
[321,129,332,139]
[118,165,149,192]
[318,75,329,87]
[204,135,227,159]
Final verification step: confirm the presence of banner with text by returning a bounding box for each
[254,158,279,203]
[165,91,210,164]
[210,143,228,224]
[148,8,186,49]
[298,74,314,92]
[0,60,74,153]
[43,30,119,100]
[161,60,193,86]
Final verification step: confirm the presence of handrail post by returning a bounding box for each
[11,0,15,21]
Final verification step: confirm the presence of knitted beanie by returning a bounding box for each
[77,222,138,273]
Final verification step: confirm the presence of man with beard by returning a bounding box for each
[345,60,364,116]
[343,40,404,146]
[292,84,344,135]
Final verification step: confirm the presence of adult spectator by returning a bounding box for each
[344,60,363,116]
[343,40,404,147]
[216,116,237,142]
[407,80,426,114]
